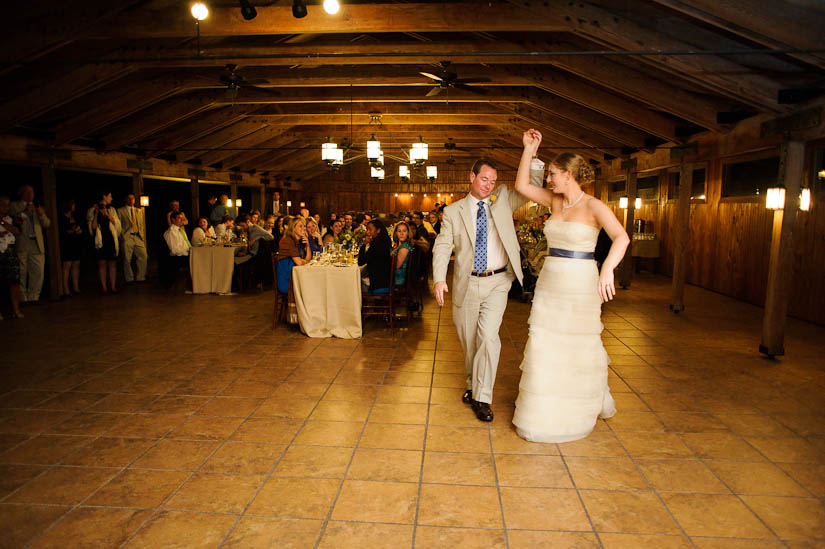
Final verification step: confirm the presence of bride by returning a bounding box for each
[512,129,629,443]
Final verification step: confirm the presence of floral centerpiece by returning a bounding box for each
[336,225,367,250]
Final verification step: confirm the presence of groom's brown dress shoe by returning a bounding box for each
[471,400,494,422]
[462,390,473,404]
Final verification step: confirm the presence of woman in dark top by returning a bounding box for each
[59,199,84,295]
[86,191,121,293]
[358,219,391,293]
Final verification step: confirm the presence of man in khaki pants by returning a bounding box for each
[433,157,543,421]
[118,193,148,282]
[10,184,50,303]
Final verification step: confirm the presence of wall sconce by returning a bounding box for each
[139,195,150,207]
[299,202,305,208]
[394,193,398,197]
[286,201,292,207]
[410,193,414,198]
[226,199,233,208]
[235,199,242,208]
[800,188,811,211]
[450,193,454,197]
[766,186,785,210]
[619,196,628,209]
[635,197,642,209]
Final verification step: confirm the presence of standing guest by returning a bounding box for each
[162,211,191,288]
[59,199,84,295]
[409,211,432,252]
[305,217,324,255]
[10,184,50,303]
[0,196,24,319]
[214,215,234,239]
[323,219,343,246]
[433,206,444,234]
[271,191,284,216]
[166,200,182,226]
[276,217,312,322]
[358,219,391,293]
[210,195,231,226]
[87,191,121,294]
[206,195,218,212]
[391,221,414,287]
[298,207,310,219]
[117,193,148,283]
[191,217,216,246]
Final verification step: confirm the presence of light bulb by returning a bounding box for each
[323,0,340,14]
[191,2,209,20]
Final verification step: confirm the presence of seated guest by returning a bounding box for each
[323,219,343,246]
[305,217,324,255]
[214,215,234,239]
[249,210,262,227]
[0,195,23,319]
[298,207,310,219]
[342,213,354,231]
[275,215,286,238]
[312,214,325,236]
[392,221,414,287]
[276,217,311,322]
[162,211,190,288]
[191,217,216,246]
[358,219,391,294]
[249,214,275,255]
[233,215,253,264]
[409,211,432,252]
[434,206,445,234]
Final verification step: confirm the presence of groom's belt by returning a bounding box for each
[470,266,508,277]
[547,248,595,260]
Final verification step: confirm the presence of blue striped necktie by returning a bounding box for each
[473,201,487,272]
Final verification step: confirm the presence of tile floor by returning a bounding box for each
[1,273,824,547]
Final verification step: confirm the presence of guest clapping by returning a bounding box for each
[192,217,216,246]
[358,219,391,294]
[87,191,121,293]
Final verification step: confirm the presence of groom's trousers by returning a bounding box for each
[453,269,514,404]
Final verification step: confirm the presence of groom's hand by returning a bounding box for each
[433,281,448,307]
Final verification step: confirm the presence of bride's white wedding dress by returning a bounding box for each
[513,219,616,443]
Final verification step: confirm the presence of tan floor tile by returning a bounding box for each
[500,487,591,531]
[270,382,329,400]
[598,533,692,548]
[319,521,413,548]
[422,451,495,485]
[581,490,681,534]
[61,436,155,467]
[334,370,386,386]
[414,526,506,548]
[142,395,209,415]
[221,380,278,398]
[165,472,263,513]
[0,434,94,465]
[196,397,264,417]
[779,463,825,497]
[495,454,572,488]
[273,445,353,478]
[706,461,808,495]
[384,372,432,387]
[744,436,825,463]
[428,403,482,426]
[636,459,729,493]
[507,530,599,548]
[558,431,628,457]
[774,414,825,437]
[360,423,425,450]
[715,414,796,437]
[604,411,666,432]
[0,464,48,498]
[199,442,284,475]
[0,504,71,547]
[429,387,466,404]
[106,413,186,438]
[132,439,219,470]
[656,412,729,433]
[223,516,323,548]
[231,417,303,443]
[125,510,237,548]
[612,392,652,411]
[565,456,649,490]
[47,412,123,436]
[370,402,429,424]
[680,432,766,460]
[29,507,152,548]
[0,390,61,409]
[660,493,773,538]
[347,447,421,482]
[417,484,501,528]
[639,394,703,412]
[324,384,380,401]
[87,393,158,413]
[247,476,339,518]
[332,480,418,523]
[168,416,244,440]
[741,495,825,540]
[254,397,318,419]
[294,420,364,447]
[375,385,430,403]
[0,433,30,454]
[690,539,785,549]
[7,466,116,505]
[491,426,560,455]
[36,392,109,411]
[426,425,491,453]
[309,400,372,422]
[86,469,189,507]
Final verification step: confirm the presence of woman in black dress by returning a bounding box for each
[358,219,391,293]
[86,191,121,293]
[59,199,84,295]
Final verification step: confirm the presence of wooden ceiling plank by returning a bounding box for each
[232,137,302,171]
[138,105,264,154]
[248,114,510,126]
[195,127,294,167]
[0,63,135,133]
[176,120,271,162]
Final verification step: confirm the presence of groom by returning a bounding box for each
[433,157,543,421]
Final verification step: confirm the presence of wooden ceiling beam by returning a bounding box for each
[253,102,508,116]
[245,114,510,126]
[195,126,295,167]
[138,105,264,153]
[88,3,564,39]
[231,137,302,171]
[0,63,135,133]
[176,120,272,162]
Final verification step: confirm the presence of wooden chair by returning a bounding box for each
[361,254,398,335]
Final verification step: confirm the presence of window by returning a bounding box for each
[668,168,707,200]
[722,157,779,198]
[636,173,659,200]
[607,180,625,202]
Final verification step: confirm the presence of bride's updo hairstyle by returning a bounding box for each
[552,153,594,186]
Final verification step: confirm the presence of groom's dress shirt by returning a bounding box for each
[471,197,507,272]
[164,226,191,256]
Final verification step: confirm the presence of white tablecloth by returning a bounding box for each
[190,246,235,294]
[292,264,362,338]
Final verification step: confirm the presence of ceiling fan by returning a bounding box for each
[218,64,280,100]
[444,137,471,152]
[420,61,490,97]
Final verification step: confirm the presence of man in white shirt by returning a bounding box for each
[9,184,50,302]
[214,216,234,239]
[117,194,148,282]
[162,211,190,288]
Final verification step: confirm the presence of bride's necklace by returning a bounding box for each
[563,190,585,210]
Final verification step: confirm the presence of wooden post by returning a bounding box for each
[230,183,238,217]
[760,139,804,358]
[619,158,637,289]
[190,177,200,221]
[132,171,143,197]
[258,185,266,215]
[669,144,697,313]
[41,159,62,299]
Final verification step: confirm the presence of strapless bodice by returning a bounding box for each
[543,219,599,252]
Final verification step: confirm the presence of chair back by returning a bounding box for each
[276,257,295,294]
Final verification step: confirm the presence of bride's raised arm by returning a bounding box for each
[515,129,554,207]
